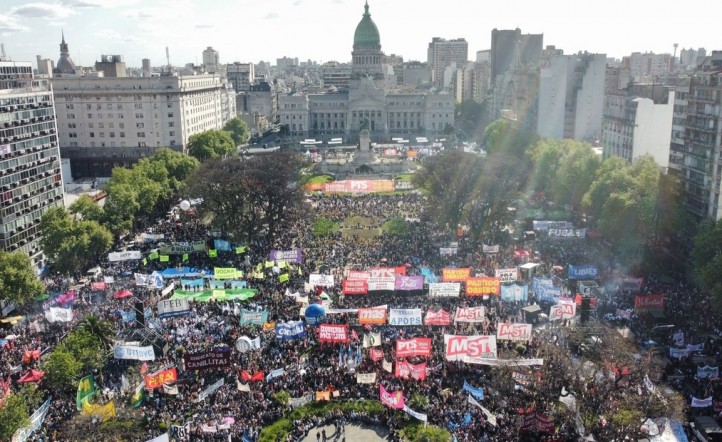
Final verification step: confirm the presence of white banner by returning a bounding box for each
[308,274,335,287]
[403,405,428,422]
[444,334,497,362]
[428,283,460,297]
[697,365,719,379]
[454,306,486,323]
[496,323,532,342]
[161,282,176,297]
[439,247,458,256]
[157,299,189,318]
[550,303,576,321]
[44,307,73,323]
[495,268,518,283]
[114,345,155,361]
[388,309,423,326]
[467,395,497,426]
[140,233,165,242]
[471,358,544,366]
[691,396,713,407]
[356,373,377,384]
[367,276,395,291]
[12,399,51,442]
[197,378,224,402]
[482,244,500,254]
[108,250,142,262]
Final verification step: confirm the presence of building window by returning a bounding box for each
[136,123,144,129]
[89,132,95,138]
[120,132,125,138]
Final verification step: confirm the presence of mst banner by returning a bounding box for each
[318,324,349,343]
[424,309,452,326]
[442,268,471,282]
[444,334,498,362]
[466,277,501,296]
[454,306,486,323]
[496,323,532,341]
[183,348,231,371]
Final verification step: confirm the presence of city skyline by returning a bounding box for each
[0,0,716,68]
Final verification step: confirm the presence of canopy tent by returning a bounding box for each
[113,289,133,299]
[519,262,540,270]
[19,369,45,383]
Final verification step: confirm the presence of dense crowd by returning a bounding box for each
[1,193,718,441]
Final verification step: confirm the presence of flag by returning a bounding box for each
[163,384,179,395]
[250,371,264,382]
[76,375,96,411]
[130,384,146,408]
[149,252,159,260]
[142,258,147,266]
[182,253,189,262]
[383,360,393,373]
[208,249,217,258]
[279,274,289,283]
[351,329,359,341]
[236,379,251,392]
[236,245,247,254]
[160,255,169,262]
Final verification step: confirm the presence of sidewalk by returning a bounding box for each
[300,423,389,442]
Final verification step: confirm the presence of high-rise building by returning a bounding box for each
[490,28,543,83]
[537,53,606,141]
[276,57,299,73]
[36,56,53,76]
[427,37,468,88]
[227,62,255,92]
[141,59,151,77]
[321,61,351,89]
[0,60,64,268]
[202,46,220,72]
[622,52,672,81]
[602,84,675,169]
[675,51,722,221]
[52,72,236,178]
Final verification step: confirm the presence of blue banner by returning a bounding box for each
[230,281,247,289]
[537,286,561,302]
[213,239,232,252]
[210,280,226,289]
[463,381,484,400]
[120,310,136,323]
[568,265,598,280]
[500,284,529,302]
[180,278,205,288]
[275,321,306,340]
[420,267,439,284]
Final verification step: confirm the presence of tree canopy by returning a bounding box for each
[692,219,722,308]
[187,129,236,161]
[223,117,251,146]
[0,250,44,306]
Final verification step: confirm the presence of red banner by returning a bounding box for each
[466,277,500,296]
[370,347,384,362]
[575,293,597,306]
[442,267,471,282]
[395,338,432,358]
[358,308,388,325]
[323,180,395,194]
[634,295,664,312]
[319,324,349,343]
[342,279,368,295]
[395,360,427,380]
[145,367,177,389]
[370,267,406,277]
[424,309,451,326]
[91,282,107,290]
[240,370,264,382]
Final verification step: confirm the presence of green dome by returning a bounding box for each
[353,2,380,48]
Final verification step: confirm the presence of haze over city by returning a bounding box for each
[0,0,717,66]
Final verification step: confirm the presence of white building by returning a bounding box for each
[202,47,220,72]
[52,73,235,178]
[0,61,64,268]
[602,84,674,169]
[537,53,606,141]
[624,52,672,80]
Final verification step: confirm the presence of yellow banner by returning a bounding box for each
[214,267,241,279]
[315,391,331,401]
[81,398,116,421]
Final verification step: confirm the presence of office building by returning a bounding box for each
[0,60,64,268]
[427,37,468,88]
[202,47,220,72]
[490,28,543,83]
[227,62,255,93]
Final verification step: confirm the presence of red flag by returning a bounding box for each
[370,348,384,362]
[240,370,252,382]
[140,362,148,375]
[250,371,264,382]
[351,329,359,341]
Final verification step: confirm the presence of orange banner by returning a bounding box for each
[145,367,177,389]
[466,277,500,296]
[358,308,388,325]
[442,267,471,282]
[315,391,331,401]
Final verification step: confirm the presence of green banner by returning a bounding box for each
[148,252,159,260]
[159,255,169,262]
[208,249,217,258]
[142,258,148,266]
[235,245,247,254]
[279,274,289,283]
[182,253,189,262]
[158,241,206,255]
[171,289,258,302]
[264,261,274,268]
[130,386,145,408]
[240,309,269,325]
[76,375,96,411]
[214,267,241,279]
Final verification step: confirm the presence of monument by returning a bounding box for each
[318,128,409,179]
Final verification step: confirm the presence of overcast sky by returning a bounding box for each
[0,0,717,68]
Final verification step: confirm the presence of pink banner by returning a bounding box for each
[318,324,349,343]
[424,309,451,326]
[395,360,427,380]
[342,279,368,295]
[396,338,432,358]
[370,348,384,362]
[91,282,107,291]
[379,385,405,409]
[394,276,424,291]
[57,291,76,304]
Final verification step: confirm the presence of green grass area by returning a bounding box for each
[394,173,415,182]
[382,217,409,236]
[299,173,334,187]
[312,217,340,237]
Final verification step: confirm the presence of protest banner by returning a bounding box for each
[358,308,388,325]
[239,310,269,326]
[466,277,500,296]
[424,309,452,326]
[145,368,177,390]
[114,345,155,361]
[318,324,349,343]
[342,279,368,295]
[496,323,532,342]
[454,306,486,323]
[356,373,377,384]
[444,334,497,362]
[442,267,471,282]
[388,309,423,326]
[428,283,460,297]
[183,348,231,371]
[379,385,405,409]
[495,268,518,282]
[157,299,190,319]
[396,338,432,358]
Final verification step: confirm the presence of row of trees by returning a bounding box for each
[415,118,689,268]
[187,118,250,161]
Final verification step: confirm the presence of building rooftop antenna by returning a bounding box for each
[0,43,7,62]
[165,46,171,69]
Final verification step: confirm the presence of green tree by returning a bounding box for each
[692,219,722,308]
[0,251,44,306]
[102,184,139,236]
[0,392,30,440]
[40,207,113,275]
[187,129,236,161]
[74,314,116,350]
[482,118,538,157]
[147,147,199,192]
[313,217,338,237]
[382,217,408,236]
[223,117,250,146]
[60,330,107,372]
[42,349,82,391]
[68,195,105,223]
